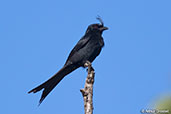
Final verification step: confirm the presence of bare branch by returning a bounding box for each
[80,61,95,114]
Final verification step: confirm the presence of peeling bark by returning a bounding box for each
[80,61,95,114]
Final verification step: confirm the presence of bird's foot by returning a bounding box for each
[84,61,94,72]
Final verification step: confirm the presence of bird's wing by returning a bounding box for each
[65,36,90,64]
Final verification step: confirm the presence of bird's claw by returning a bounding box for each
[84,61,91,67]
[84,61,94,72]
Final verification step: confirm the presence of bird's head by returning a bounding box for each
[86,16,108,34]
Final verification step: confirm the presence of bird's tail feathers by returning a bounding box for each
[28,65,77,105]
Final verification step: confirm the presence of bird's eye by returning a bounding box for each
[93,25,98,29]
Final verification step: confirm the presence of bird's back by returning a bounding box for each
[65,34,104,67]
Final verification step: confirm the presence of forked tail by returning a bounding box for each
[28,65,78,105]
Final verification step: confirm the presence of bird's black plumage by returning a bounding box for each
[28,17,108,105]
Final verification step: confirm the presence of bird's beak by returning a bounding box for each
[100,26,108,31]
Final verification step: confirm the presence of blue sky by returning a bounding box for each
[0,0,171,114]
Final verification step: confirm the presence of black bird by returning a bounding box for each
[28,17,108,104]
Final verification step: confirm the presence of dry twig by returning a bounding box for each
[80,61,95,114]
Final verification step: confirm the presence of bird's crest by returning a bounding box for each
[96,15,104,26]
